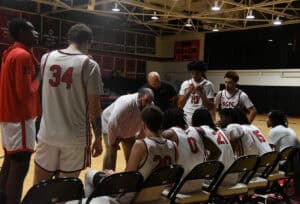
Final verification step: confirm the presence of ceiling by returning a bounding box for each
[32,0,300,35]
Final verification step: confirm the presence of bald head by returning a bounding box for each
[147,71,161,89]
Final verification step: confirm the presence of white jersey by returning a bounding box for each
[226,124,272,157]
[38,50,104,146]
[170,127,205,177]
[179,79,214,125]
[269,125,299,152]
[200,125,235,171]
[215,89,254,110]
[138,137,176,180]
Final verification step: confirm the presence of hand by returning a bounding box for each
[92,137,102,157]
[195,85,204,95]
[186,84,195,94]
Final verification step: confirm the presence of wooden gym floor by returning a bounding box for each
[0,114,300,198]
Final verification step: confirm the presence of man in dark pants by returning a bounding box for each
[143,71,177,112]
[0,18,41,204]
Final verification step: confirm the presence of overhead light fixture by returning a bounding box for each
[288,42,293,46]
[273,16,282,25]
[212,24,219,32]
[112,2,120,12]
[151,11,159,20]
[246,9,255,19]
[185,18,193,27]
[211,1,221,11]
[268,39,273,42]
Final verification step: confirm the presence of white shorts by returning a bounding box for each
[34,141,89,173]
[0,119,36,154]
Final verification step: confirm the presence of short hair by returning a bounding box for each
[8,18,32,41]
[268,110,288,127]
[138,88,154,98]
[162,108,186,130]
[68,24,93,45]
[224,71,239,83]
[141,106,164,133]
[232,108,250,125]
[192,108,217,131]
[187,60,208,72]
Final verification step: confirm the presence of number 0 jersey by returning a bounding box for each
[38,50,104,146]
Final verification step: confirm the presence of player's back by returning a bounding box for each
[200,125,235,171]
[39,50,100,146]
[242,124,272,155]
[138,137,176,180]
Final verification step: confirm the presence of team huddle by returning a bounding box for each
[0,19,299,204]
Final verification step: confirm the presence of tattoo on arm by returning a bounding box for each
[92,116,102,138]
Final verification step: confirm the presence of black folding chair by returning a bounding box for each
[168,161,224,204]
[86,171,143,204]
[210,155,259,204]
[22,177,84,204]
[132,164,184,204]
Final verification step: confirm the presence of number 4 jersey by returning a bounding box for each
[38,50,104,146]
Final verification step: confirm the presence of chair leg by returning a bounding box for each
[273,182,291,204]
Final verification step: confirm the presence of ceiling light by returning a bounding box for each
[112,2,120,12]
[268,39,273,42]
[273,16,282,25]
[185,19,193,27]
[212,24,219,32]
[246,10,255,19]
[211,1,221,11]
[288,42,293,46]
[151,11,159,20]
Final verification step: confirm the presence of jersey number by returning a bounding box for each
[153,155,172,170]
[187,137,199,153]
[49,65,73,89]
[252,130,266,143]
[191,94,199,104]
[212,131,229,145]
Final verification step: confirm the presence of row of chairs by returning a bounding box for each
[21,146,300,204]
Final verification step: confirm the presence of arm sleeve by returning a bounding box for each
[86,59,104,95]
[240,92,254,109]
[15,53,40,100]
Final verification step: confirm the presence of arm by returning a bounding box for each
[177,82,194,109]
[247,106,257,123]
[125,140,147,172]
[225,124,244,142]
[161,130,177,142]
[196,127,221,160]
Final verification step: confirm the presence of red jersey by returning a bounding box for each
[0,42,41,122]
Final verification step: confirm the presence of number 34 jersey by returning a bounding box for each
[38,50,104,146]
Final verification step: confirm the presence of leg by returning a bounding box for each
[84,170,99,197]
[121,137,135,162]
[0,153,10,192]
[6,152,31,204]
[33,163,55,185]
[102,134,118,170]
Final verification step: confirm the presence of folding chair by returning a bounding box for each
[22,177,84,204]
[86,171,143,204]
[132,164,184,204]
[210,155,259,204]
[168,161,224,204]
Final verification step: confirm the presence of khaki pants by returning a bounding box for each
[102,134,135,170]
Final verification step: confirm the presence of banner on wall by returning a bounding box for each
[42,17,59,49]
[0,8,21,44]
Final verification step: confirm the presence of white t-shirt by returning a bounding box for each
[179,79,215,125]
[215,89,254,110]
[138,137,176,180]
[226,124,272,157]
[269,125,299,152]
[38,50,104,146]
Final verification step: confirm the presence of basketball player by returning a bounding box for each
[267,110,299,151]
[178,60,215,125]
[85,106,177,200]
[224,109,272,157]
[162,108,220,192]
[102,88,154,170]
[34,24,104,184]
[0,19,40,204]
[215,71,256,123]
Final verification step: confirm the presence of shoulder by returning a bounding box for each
[10,48,31,61]
[180,80,190,86]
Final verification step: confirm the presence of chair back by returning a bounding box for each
[170,161,224,200]
[87,171,143,204]
[22,177,84,204]
[133,165,184,203]
[280,146,300,176]
[212,155,258,192]
[257,151,280,178]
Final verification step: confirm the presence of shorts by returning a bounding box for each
[34,141,89,173]
[0,119,36,154]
